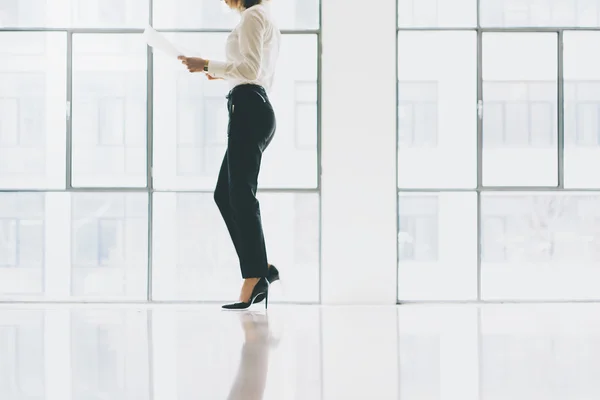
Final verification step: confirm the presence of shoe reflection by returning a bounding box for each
[226,311,279,400]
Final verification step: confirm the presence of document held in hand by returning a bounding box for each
[143,25,184,59]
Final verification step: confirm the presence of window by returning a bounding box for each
[71,34,147,187]
[0,0,18,27]
[153,0,238,29]
[398,82,438,148]
[0,0,46,28]
[398,0,476,27]
[0,97,19,145]
[565,81,600,147]
[574,103,600,146]
[482,216,508,262]
[203,96,228,148]
[71,194,145,270]
[480,0,600,27]
[0,219,44,268]
[0,74,46,148]
[294,81,318,150]
[97,219,124,265]
[0,193,44,269]
[0,73,46,175]
[176,74,213,177]
[199,0,236,28]
[0,220,17,266]
[399,0,440,27]
[98,97,126,146]
[97,0,126,25]
[71,0,147,28]
[482,195,600,264]
[176,76,227,177]
[398,197,439,261]
[484,82,555,148]
[74,219,125,267]
[74,0,126,26]
[174,194,221,270]
[295,0,320,28]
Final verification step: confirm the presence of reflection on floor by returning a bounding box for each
[1,303,600,399]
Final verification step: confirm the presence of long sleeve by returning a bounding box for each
[208,10,266,81]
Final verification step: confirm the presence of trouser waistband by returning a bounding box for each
[226,84,267,102]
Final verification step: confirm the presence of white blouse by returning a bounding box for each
[207,4,281,93]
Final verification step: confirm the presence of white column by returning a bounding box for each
[320,0,398,304]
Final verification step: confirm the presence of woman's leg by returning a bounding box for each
[226,128,269,280]
[223,87,276,303]
[214,150,243,260]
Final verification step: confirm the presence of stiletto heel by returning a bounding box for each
[222,277,270,310]
[267,264,280,284]
[265,291,269,310]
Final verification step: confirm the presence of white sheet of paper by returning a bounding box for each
[143,25,185,58]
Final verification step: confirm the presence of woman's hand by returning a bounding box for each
[205,74,223,80]
[178,56,207,73]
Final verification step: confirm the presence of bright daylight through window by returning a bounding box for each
[397,0,600,301]
[0,0,320,302]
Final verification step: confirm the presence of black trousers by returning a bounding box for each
[214,84,276,279]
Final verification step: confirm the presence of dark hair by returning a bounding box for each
[241,0,263,8]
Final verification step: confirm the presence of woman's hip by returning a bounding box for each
[226,85,276,146]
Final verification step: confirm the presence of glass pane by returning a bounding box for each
[0,310,44,399]
[152,192,319,302]
[0,193,45,296]
[153,0,319,30]
[0,192,148,300]
[0,0,49,27]
[481,192,600,300]
[70,0,149,28]
[481,0,600,27]
[398,0,476,27]
[0,0,149,27]
[71,309,150,399]
[153,34,318,190]
[482,33,557,187]
[398,193,477,301]
[0,32,66,189]
[72,34,147,188]
[397,32,476,189]
[71,193,148,299]
[564,32,600,188]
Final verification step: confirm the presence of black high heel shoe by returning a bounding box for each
[267,264,280,284]
[251,265,280,304]
[222,277,270,310]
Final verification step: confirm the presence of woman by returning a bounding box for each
[178,0,281,310]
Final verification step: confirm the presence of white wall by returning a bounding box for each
[320,0,398,304]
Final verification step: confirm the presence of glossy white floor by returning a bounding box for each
[2,302,600,400]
